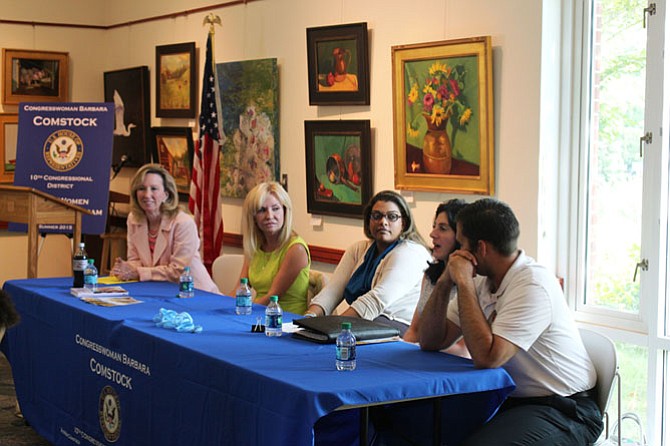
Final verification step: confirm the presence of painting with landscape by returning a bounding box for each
[152,127,194,200]
[216,58,279,198]
[155,42,196,118]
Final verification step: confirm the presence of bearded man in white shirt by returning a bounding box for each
[419,198,603,445]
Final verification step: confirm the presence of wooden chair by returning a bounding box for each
[100,191,130,275]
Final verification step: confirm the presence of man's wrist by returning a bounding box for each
[436,274,453,288]
[303,312,317,318]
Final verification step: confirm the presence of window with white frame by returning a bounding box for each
[565,0,669,444]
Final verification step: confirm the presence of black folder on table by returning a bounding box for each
[292,315,400,344]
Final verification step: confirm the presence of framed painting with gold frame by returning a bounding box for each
[2,49,69,105]
[0,113,18,183]
[392,36,494,194]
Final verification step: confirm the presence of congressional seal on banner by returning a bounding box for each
[99,385,122,442]
[12,102,114,235]
[43,129,84,171]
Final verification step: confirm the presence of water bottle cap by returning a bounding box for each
[79,242,85,248]
[184,266,190,272]
[341,322,352,329]
[88,259,94,264]
[270,295,279,302]
[241,278,248,284]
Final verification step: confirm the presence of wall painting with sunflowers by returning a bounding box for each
[392,36,494,195]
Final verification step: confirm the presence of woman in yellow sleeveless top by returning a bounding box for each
[238,182,310,314]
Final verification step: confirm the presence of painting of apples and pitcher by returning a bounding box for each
[306,22,370,106]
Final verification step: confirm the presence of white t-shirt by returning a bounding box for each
[447,251,596,397]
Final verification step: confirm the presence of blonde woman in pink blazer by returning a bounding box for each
[111,164,220,294]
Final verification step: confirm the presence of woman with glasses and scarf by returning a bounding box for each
[305,190,431,335]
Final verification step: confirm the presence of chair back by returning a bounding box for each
[106,190,130,230]
[579,328,618,415]
[211,254,245,295]
[307,270,330,304]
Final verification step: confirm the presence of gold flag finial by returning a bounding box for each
[203,13,221,34]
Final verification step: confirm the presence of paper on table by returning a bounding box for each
[98,276,138,285]
[70,286,129,298]
[282,322,301,333]
[80,296,143,307]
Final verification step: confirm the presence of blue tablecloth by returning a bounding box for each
[1,278,515,446]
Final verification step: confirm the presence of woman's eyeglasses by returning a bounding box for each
[370,211,402,222]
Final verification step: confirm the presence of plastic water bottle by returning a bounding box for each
[235,278,253,315]
[336,322,356,371]
[72,242,87,288]
[83,259,98,292]
[265,295,283,337]
[179,266,194,298]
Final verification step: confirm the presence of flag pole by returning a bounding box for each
[203,13,222,34]
[190,13,225,273]
[203,13,225,144]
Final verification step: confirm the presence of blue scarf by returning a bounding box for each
[343,240,399,305]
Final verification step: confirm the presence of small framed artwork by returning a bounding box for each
[306,22,370,106]
[2,49,69,105]
[104,66,152,168]
[155,42,197,118]
[0,113,18,183]
[151,126,194,200]
[304,120,372,218]
[392,36,494,195]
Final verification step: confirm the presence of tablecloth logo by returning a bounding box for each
[43,129,84,171]
[98,385,121,442]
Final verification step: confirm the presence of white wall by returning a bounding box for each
[0,0,556,284]
[1,0,106,25]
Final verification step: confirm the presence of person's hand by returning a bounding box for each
[436,259,453,284]
[304,305,324,317]
[403,328,418,343]
[447,249,477,285]
[111,258,139,281]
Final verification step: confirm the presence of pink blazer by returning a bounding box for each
[126,211,220,294]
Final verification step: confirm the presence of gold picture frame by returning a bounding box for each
[392,36,494,194]
[2,49,69,105]
[0,113,18,183]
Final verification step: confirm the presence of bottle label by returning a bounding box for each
[337,345,356,361]
[236,293,252,307]
[266,314,282,329]
[84,275,98,285]
[73,259,88,271]
[179,281,194,292]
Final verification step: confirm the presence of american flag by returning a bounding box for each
[189,32,224,271]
